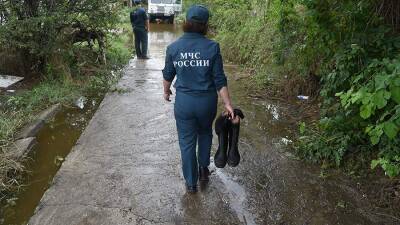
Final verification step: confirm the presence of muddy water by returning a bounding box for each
[148,24,397,224]
[1,23,398,225]
[222,69,373,224]
[219,48,398,224]
[1,95,102,225]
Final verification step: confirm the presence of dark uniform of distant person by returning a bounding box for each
[130,0,150,59]
[162,5,239,193]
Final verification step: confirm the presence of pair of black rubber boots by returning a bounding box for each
[214,109,245,168]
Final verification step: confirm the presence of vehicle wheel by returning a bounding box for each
[149,15,156,23]
[168,16,174,24]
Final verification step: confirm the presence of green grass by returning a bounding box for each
[0,78,86,195]
[106,8,134,66]
[0,7,133,197]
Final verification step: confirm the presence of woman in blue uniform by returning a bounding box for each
[162,5,236,193]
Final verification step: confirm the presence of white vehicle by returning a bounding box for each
[174,0,182,14]
[148,0,176,24]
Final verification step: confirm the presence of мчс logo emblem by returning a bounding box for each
[174,52,210,68]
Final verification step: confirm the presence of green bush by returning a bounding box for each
[288,0,400,177]
[0,0,122,74]
[0,3,133,195]
[188,0,400,177]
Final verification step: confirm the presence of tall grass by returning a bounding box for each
[0,7,133,197]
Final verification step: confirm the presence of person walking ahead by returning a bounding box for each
[130,0,150,59]
[162,5,236,193]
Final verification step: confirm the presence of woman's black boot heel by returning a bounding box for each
[227,108,244,167]
[227,122,241,167]
[214,116,229,168]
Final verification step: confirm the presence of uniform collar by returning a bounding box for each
[181,32,205,39]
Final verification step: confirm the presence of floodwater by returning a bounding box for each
[0,75,23,89]
[1,23,399,225]
[220,67,395,224]
[1,95,102,225]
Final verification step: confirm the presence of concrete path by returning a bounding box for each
[28,26,246,225]
[28,25,399,225]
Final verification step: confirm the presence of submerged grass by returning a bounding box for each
[0,8,133,198]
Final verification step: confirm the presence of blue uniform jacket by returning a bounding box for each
[130,7,148,29]
[162,32,227,94]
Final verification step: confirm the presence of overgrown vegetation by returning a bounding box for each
[187,0,400,177]
[0,1,133,196]
[284,0,400,178]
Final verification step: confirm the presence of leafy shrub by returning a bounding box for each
[283,0,400,177]
[0,0,121,74]
[187,0,400,177]
[0,2,133,195]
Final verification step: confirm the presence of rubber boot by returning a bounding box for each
[214,115,229,168]
[199,167,210,182]
[227,122,240,167]
[186,185,197,194]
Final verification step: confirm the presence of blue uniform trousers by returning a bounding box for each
[174,91,217,186]
[133,27,148,57]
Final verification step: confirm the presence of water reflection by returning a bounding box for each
[213,164,257,225]
[74,96,87,109]
[1,95,102,225]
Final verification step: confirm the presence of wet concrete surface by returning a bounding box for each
[23,24,399,225]
[27,24,242,225]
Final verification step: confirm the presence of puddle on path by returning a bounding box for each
[0,94,102,225]
[219,65,398,225]
[1,23,398,225]
[211,162,257,225]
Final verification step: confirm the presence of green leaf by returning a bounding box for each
[382,162,400,177]
[339,92,350,107]
[370,135,381,145]
[350,89,365,104]
[368,125,384,145]
[384,90,391,99]
[394,77,400,86]
[361,92,372,105]
[375,74,388,90]
[390,86,400,104]
[335,92,343,97]
[383,122,399,139]
[365,126,373,133]
[299,122,306,134]
[373,90,390,109]
[371,159,380,169]
[339,89,353,107]
[360,104,372,119]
